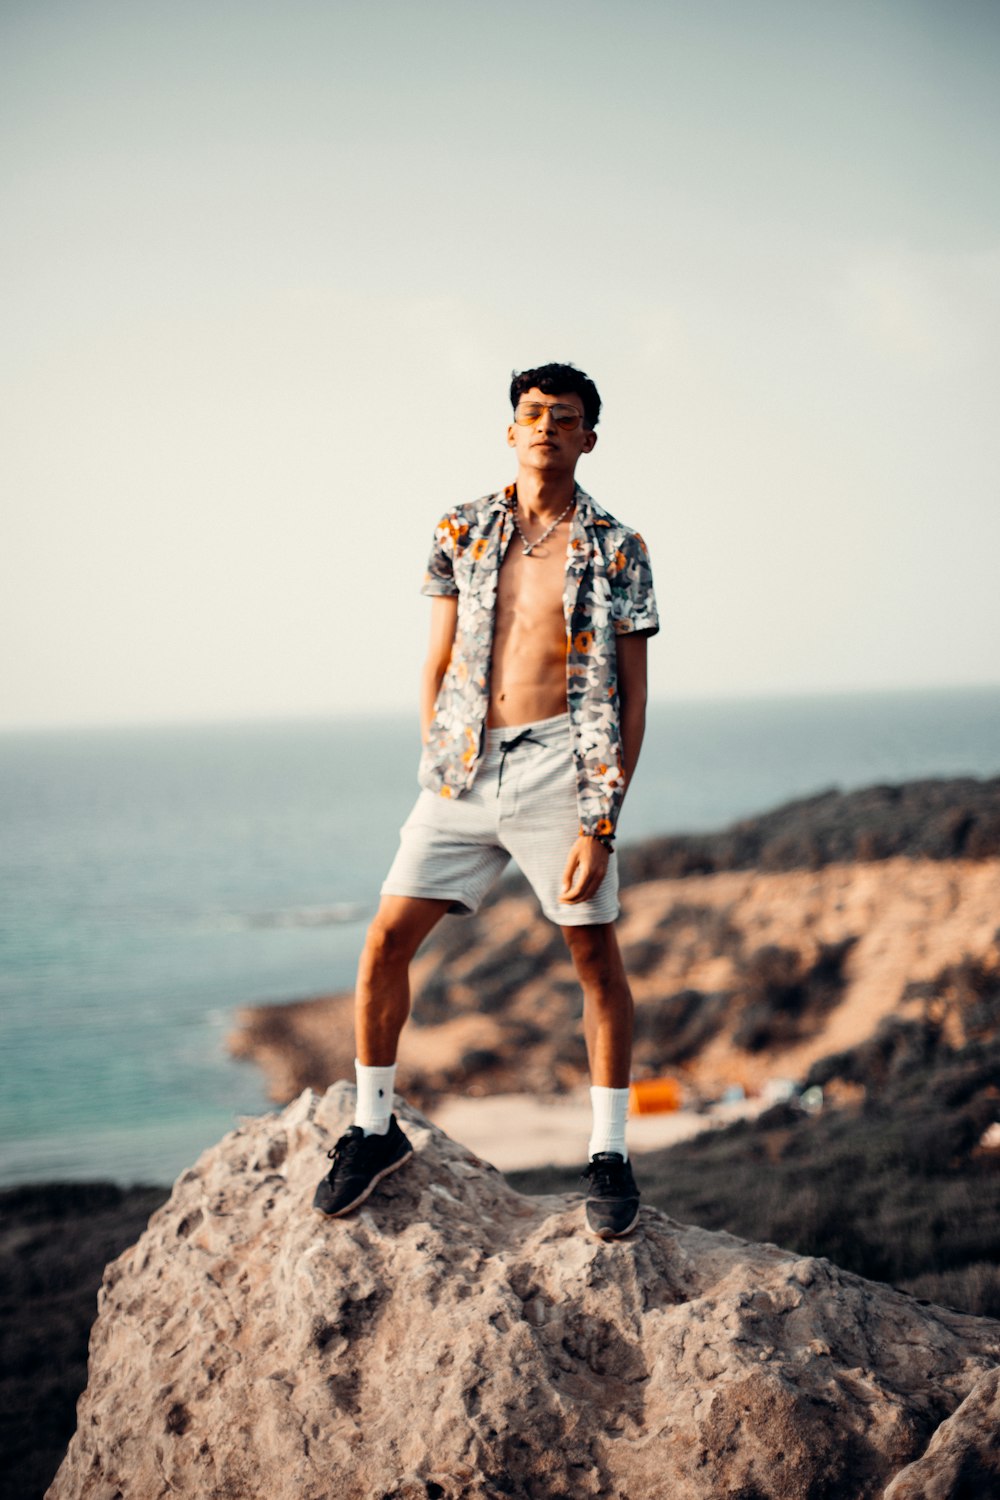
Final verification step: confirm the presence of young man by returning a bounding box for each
[313,362,658,1238]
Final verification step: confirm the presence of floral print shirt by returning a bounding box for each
[419,484,659,837]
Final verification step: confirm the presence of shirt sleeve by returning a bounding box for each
[610,531,659,637]
[420,513,461,597]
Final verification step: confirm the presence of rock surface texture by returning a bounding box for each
[882,1367,1000,1499]
[50,1086,1000,1500]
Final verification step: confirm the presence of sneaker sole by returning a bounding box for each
[586,1203,641,1240]
[312,1143,414,1219]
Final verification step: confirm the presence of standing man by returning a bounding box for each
[313,362,658,1239]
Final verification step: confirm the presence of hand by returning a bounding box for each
[560,835,611,905]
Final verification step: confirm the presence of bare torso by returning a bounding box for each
[488,520,570,728]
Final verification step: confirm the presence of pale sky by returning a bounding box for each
[2,0,998,729]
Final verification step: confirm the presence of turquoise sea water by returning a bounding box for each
[2,686,999,1188]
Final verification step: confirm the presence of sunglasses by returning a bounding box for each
[513,402,585,431]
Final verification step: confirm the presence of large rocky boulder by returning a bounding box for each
[49,1085,1000,1500]
[883,1366,1000,1498]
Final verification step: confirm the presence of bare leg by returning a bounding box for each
[562,923,634,1088]
[355,894,451,1066]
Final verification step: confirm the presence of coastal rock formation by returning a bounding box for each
[883,1367,1000,1499]
[618,776,1000,880]
[231,855,1000,1108]
[50,1085,1000,1500]
[229,780,1000,1110]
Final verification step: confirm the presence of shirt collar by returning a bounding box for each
[572,484,596,526]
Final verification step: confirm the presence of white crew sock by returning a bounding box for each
[589,1084,630,1160]
[354,1059,397,1136]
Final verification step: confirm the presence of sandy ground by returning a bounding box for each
[427,1090,767,1171]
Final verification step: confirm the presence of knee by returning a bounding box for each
[361,917,418,975]
[565,927,620,990]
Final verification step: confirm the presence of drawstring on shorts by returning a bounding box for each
[495,728,542,794]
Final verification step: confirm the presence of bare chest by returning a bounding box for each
[495,534,567,627]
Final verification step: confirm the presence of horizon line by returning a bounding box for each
[2,680,1000,738]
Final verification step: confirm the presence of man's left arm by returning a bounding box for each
[616,631,648,790]
[560,632,648,906]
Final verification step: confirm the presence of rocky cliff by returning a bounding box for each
[231,855,1000,1110]
[229,779,1000,1112]
[49,1085,1000,1500]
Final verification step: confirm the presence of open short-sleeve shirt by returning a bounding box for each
[418,484,658,837]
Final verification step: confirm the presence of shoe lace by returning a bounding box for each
[582,1155,625,1193]
[326,1129,366,1167]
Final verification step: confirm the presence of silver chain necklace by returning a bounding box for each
[511,497,575,556]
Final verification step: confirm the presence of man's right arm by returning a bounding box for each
[420,595,459,743]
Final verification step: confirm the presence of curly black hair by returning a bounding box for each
[509,362,601,430]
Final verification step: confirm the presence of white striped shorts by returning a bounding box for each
[381,712,619,926]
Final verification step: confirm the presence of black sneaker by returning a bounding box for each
[583,1152,641,1240]
[312,1116,413,1217]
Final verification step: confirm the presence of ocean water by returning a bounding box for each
[2,686,998,1188]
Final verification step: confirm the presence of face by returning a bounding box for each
[507,387,597,477]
